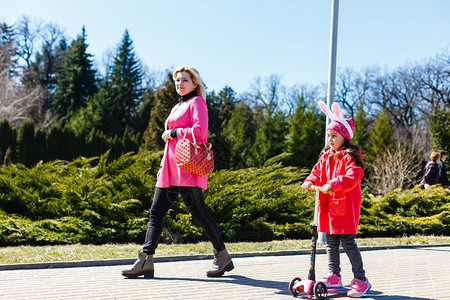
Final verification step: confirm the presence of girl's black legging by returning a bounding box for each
[142,186,225,255]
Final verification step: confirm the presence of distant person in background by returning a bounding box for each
[438,150,449,188]
[421,152,441,189]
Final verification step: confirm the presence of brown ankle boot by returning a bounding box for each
[122,251,154,279]
[206,249,234,277]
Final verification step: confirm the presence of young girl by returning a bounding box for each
[301,101,371,298]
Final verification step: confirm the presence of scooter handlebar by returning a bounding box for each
[307,185,332,194]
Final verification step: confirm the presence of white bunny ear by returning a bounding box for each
[331,102,344,119]
[318,101,337,120]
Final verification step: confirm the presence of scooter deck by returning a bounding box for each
[326,285,351,293]
[290,278,351,297]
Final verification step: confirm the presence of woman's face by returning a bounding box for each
[175,71,197,96]
[327,129,345,151]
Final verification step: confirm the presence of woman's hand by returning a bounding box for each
[161,130,172,142]
[302,181,313,190]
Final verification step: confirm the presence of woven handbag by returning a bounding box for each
[175,128,214,177]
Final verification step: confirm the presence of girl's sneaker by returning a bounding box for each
[322,273,343,287]
[347,277,371,298]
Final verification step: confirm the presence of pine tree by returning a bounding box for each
[0,120,17,163]
[0,22,17,75]
[352,99,370,151]
[35,128,47,162]
[108,29,143,135]
[140,73,178,151]
[121,128,140,154]
[288,99,325,167]
[252,106,288,166]
[66,88,117,135]
[207,86,236,133]
[46,125,64,161]
[218,86,237,128]
[52,27,97,122]
[222,101,257,168]
[27,38,67,107]
[85,128,109,157]
[17,121,36,166]
[206,86,237,169]
[430,109,450,153]
[370,110,395,155]
[206,91,220,136]
[134,87,155,134]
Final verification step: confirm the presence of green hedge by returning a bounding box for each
[0,152,449,246]
[359,186,449,237]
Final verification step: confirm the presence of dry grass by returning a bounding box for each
[1,235,449,265]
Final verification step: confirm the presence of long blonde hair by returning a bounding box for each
[173,66,206,99]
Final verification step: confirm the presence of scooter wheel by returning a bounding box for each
[289,277,302,297]
[313,281,327,300]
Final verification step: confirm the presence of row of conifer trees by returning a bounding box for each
[0,119,140,167]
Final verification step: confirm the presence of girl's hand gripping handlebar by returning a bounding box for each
[307,184,333,194]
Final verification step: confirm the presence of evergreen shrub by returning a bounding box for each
[0,152,448,246]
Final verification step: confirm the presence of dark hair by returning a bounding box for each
[318,139,365,169]
[438,150,447,156]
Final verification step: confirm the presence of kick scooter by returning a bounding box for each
[288,185,350,299]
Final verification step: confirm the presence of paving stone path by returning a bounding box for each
[1,245,449,299]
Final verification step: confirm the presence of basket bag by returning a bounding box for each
[175,128,214,177]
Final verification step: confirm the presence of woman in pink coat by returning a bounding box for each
[301,101,371,298]
[122,66,233,279]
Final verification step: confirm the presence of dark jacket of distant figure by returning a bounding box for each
[423,161,440,186]
[438,161,449,186]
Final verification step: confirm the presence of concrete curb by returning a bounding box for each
[1,243,449,271]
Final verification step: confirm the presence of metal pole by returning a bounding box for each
[318,0,339,244]
[326,0,339,127]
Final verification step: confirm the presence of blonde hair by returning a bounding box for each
[173,66,206,99]
[430,151,440,162]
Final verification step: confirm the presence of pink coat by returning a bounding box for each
[305,149,364,234]
[156,96,209,190]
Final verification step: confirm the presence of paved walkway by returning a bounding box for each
[1,245,449,300]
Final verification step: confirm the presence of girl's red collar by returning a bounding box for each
[323,148,346,160]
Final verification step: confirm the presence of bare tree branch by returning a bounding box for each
[15,15,42,69]
[367,144,423,195]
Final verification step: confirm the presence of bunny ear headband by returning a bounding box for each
[318,101,355,141]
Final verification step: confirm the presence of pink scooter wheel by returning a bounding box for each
[313,281,328,300]
[289,277,302,296]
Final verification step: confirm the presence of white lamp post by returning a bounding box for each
[318,0,340,244]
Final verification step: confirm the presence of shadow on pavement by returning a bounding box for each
[126,274,291,295]
[325,290,433,300]
[124,275,439,299]
[127,275,439,300]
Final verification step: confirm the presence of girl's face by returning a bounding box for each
[175,71,197,96]
[327,129,345,151]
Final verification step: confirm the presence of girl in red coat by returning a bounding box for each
[302,101,371,298]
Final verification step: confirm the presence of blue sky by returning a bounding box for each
[2,0,449,94]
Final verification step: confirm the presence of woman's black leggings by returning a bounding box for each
[142,186,225,255]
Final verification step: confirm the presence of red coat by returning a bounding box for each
[305,149,364,234]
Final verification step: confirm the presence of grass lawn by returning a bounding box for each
[1,235,449,265]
